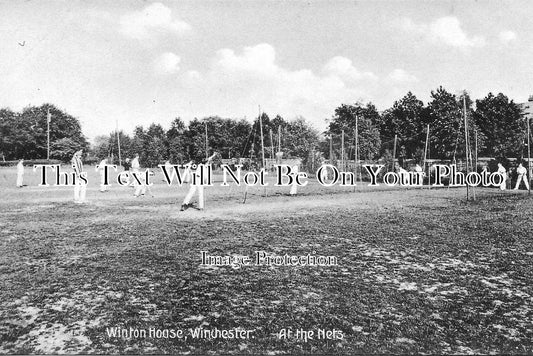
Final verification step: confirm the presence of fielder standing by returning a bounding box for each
[290,165,299,196]
[97,158,108,192]
[514,163,529,190]
[133,163,154,198]
[130,154,140,187]
[72,150,87,203]
[16,159,24,187]
[497,163,507,190]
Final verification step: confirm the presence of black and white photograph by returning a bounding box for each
[1,0,533,354]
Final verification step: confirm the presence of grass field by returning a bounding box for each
[1,165,533,354]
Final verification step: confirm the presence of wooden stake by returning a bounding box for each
[47,108,50,160]
[392,134,398,171]
[356,115,361,183]
[527,116,531,194]
[475,129,478,173]
[270,129,274,159]
[463,96,471,201]
[353,128,356,191]
[259,106,266,197]
[278,126,281,153]
[424,124,430,186]
[205,121,208,160]
[259,106,265,169]
[341,130,345,171]
[329,134,333,164]
[116,120,122,166]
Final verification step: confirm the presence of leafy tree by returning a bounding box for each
[23,104,88,159]
[250,113,273,160]
[283,116,320,162]
[230,118,253,159]
[187,117,252,161]
[0,104,88,160]
[184,118,207,161]
[378,92,428,159]
[113,131,133,163]
[166,117,187,163]
[92,135,110,160]
[473,93,524,158]
[131,126,147,163]
[50,138,86,162]
[94,131,133,163]
[270,115,288,154]
[326,102,381,161]
[0,108,33,159]
[144,123,166,166]
[426,87,480,160]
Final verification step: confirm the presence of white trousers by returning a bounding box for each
[16,173,23,187]
[74,180,87,202]
[182,184,204,209]
[130,168,139,186]
[515,174,530,190]
[290,183,298,195]
[100,172,107,192]
[134,184,146,196]
[500,175,507,190]
[320,169,328,182]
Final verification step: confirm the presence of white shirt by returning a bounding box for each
[131,158,140,170]
[72,154,83,176]
[497,165,507,177]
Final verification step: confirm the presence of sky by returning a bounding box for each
[1,0,532,141]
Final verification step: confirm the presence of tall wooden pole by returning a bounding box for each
[424,124,430,185]
[356,115,361,183]
[527,115,531,194]
[278,126,281,153]
[116,120,122,166]
[205,121,209,160]
[341,130,345,171]
[269,129,274,158]
[329,134,333,164]
[475,129,478,173]
[392,134,398,171]
[259,106,265,169]
[463,96,470,201]
[353,127,357,192]
[46,108,50,160]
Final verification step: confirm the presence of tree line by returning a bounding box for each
[92,115,319,167]
[0,87,528,167]
[0,104,89,162]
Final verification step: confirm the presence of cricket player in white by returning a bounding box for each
[181,153,217,211]
[130,154,140,187]
[97,158,108,192]
[183,160,193,183]
[497,163,507,190]
[290,165,299,196]
[133,164,154,198]
[131,154,140,172]
[72,150,87,203]
[16,159,24,187]
[514,163,529,190]
[320,158,329,182]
